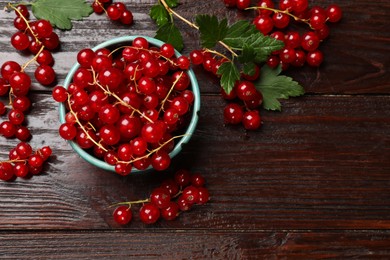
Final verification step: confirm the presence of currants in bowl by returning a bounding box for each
[55,36,200,175]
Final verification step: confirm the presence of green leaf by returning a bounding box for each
[242,62,256,76]
[155,23,183,51]
[150,4,169,26]
[217,62,240,94]
[254,65,305,111]
[237,44,255,63]
[223,20,257,46]
[196,15,228,48]
[165,0,179,8]
[31,0,92,30]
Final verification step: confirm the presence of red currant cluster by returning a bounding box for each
[0,142,52,181]
[252,0,342,68]
[113,169,210,225]
[1,4,60,140]
[54,37,195,175]
[92,0,134,25]
[190,50,262,130]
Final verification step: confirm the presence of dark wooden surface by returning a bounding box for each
[1,0,390,258]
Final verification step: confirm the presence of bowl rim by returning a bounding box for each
[58,35,200,173]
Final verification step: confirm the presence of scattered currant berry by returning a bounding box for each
[113,205,132,225]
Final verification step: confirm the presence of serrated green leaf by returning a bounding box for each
[217,62,240,94]
[31,0,92,30]
[237,44,255,63]
[165,0,178,8]
[196,15,228,48]
[155,23,183,51]
[254,65,305,111]
[150,4,169,26]
[242,62,256,76]
[223,20,257,46]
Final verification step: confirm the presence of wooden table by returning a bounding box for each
[1,0,389,258]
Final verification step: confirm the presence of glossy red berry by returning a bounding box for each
[160,202,180,221]
[242,111,261,130]
[139,203,160,224]
[113,206,132,225]
[224,103,243,125]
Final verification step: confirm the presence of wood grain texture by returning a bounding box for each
[1,231,390,259]
[0,0,390,258]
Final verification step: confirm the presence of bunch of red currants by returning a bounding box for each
[0,142,52,181]
[92,0,134,25]
[113,169,210,225]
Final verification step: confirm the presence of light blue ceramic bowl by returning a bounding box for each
[59,35,200,173]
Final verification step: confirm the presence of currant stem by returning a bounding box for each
[21,45,45,71]
[204,48,232,62]
[117,134,187,165]
[159,71,184,113]
[158,0,238,58]
[246,6,312,28]
[159,0,198,30]
[1,159,26,164]
[109,198,150,208]
[7,3,40,41]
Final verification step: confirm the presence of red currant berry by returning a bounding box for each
[197,187,210,205]
[14,163,29,178]
[106,5,122,20]
[8,109,24,125]
[326,4,342,23]
[301,32,320,52]
[253,14,274,35]
[257,0,274,15]
[224,103,243,125]
[150,187,171,209]
[306,49,324,67]
[160,202,179,221]
[242,110,261,130]
[11,32,30,51]
[151,151,171,171]
[174,169,191,187]
[9,72,31,96]
[1,61,21,80]
[35,65,56,85]
[120,10,133,25]
[0,162,15,181]
[160,179,179,197]
[191,173,206,187]
[0,121,16,138]
[139,203,160,224]
[35,20,53,38]
[182,186,200,204]
[113,205,132,225]
[52,86,68,102]
[59,123,77,140]
[28,154,44,168]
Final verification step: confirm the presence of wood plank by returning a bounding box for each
[1,94,389,230]
[0,231,390,259]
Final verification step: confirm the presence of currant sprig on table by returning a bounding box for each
[1,3,59,140]
[112,169,210,225]
[0,3,57,181]
[91,0,134,25]
[54,37,195,176]
[0,142,52,181]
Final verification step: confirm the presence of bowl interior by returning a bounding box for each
[59,35,200,173]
